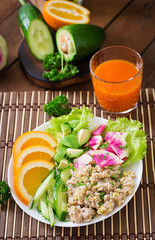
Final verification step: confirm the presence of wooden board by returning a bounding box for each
[18,39,90,89]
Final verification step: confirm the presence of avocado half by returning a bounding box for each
[56,24,106,62]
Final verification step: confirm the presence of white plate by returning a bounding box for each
[8,117,142,227]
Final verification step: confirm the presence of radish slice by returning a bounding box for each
[88,149,123,167]
[91,124,106,135]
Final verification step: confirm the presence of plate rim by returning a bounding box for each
[8,117,143,227]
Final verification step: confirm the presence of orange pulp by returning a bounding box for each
[92,59,142,112]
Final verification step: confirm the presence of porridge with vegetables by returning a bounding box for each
[67,164,136,223]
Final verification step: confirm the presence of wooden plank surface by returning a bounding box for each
[0,0,154,91]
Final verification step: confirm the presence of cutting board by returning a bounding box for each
[18,39,90,89]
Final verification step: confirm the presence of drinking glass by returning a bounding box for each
[89,46,143,114]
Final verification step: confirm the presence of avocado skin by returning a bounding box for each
[56,24,106,62]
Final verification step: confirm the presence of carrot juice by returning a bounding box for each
[91,58,143,113]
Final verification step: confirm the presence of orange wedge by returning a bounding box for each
[42,0,90,30]
[13,145,56,173]
[13,131,57,161]
[14,160,55,205]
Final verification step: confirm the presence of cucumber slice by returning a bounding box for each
[18,3,54,60]
[57,159,73,171]
[60,167,71,183]
[31,169,56,209]
[56,24,106,62]
[53,176,68,221]
[37,200,41,213]
[48,205,55,227]
[40,198,50,221]
[54,145,67,163]
[0,35,8,71]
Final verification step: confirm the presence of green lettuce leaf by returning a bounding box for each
[103,118,147,168]
[46,106,93,142]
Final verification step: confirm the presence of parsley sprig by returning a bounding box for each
[42,52,79,82]
[43,95,71,117]
[0,181,11,204]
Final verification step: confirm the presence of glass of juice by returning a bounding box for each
[89,46,143,114]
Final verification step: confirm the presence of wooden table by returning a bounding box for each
[0,0,155,92]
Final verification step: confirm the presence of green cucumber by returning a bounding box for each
[54,145,67,163]
[18,1,54,60]
[40,197,50,221]
[53,168,70,221]
[53,176,67,221]
[48,205,55,227]
[60,167,71,183]
[31,169,56,209]
[56,24,106,62]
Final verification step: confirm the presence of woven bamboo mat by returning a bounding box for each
[0,89,154,240]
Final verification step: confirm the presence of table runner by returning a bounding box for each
[0,89,154,240]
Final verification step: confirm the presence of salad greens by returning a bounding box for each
[43,95,71,117]
[42,52,79,82]
[46,106,93,143]
[103,118,147,168]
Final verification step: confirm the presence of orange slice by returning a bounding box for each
[42,0,90,30]
[14,160,55,205]
[13,131,57,161]
[14,145,56,173]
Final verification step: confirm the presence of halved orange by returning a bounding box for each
[14,160,55,205]
[42,0,90,30]
[13,131,57,161]
[13,145,56,173]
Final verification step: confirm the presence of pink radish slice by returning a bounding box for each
[91,124,107,135]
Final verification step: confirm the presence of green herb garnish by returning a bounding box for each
[43,95,71,117]
[42,52,79,82]
[100,192,106,200]
[111,174,117,182]
[0,181,11,204]
[77,179,85,186]
[119,184,123,189]
[99,141,109,149]
[119,171,123,178]
[85,194,89,201]
[108,166,114,170]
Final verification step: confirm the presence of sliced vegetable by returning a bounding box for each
[0,35,8,71]
[66,148,84,158]
[88,149,123,167]
[103,118,147,168]
[77,129,91,146]
[91,124,107,136]
[54,144,67,162]
[53,176,68,221]
[60,167,71,183]
[18,0,54,60]
[74,153,95,169]
[47,106,93,142]
[57,159,73,170]
[87,135,103,150]
[61,133,80,149]
[31,170,56,209]
[40,197,49,220]
[56,24,106,62]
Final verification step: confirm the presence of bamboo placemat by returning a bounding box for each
[0,89,154,240]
